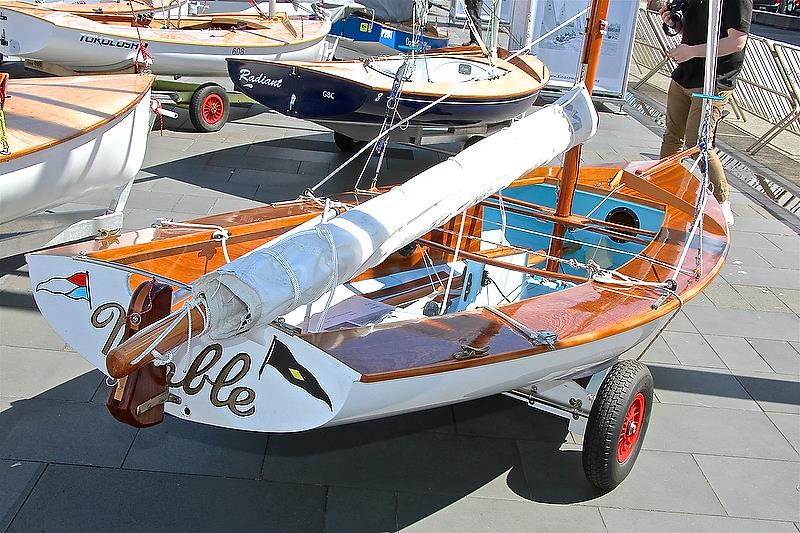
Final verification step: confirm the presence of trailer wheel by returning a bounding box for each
[582,360,653,490]
[464,135,484,149]
[189,84,229,133]
[334,131,360,152]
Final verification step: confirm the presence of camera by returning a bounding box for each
[662,0,689,35]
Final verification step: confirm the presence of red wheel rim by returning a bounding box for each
[201,93,224,125]
[617,392,645,463]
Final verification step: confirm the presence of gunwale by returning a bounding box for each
[31,162,728,384]
[230,47,550,101]
[1,3,331,47]
[0,73,155,163]
[6,0,188,15]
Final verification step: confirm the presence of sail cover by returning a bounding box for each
[194,84,598,339]
[356,1,415,22]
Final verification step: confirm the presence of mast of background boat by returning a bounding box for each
[545,0,610,272]
[269,0,276,17]
[489,0,502,62]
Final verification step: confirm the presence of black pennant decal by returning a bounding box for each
[259,336,333,410]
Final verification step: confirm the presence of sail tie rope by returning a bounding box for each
[440,208,469,315]
[153,218,231,263]
[311,222,339,333]
[0,74,8,156]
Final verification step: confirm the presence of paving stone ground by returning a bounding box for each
[0,97,798,532]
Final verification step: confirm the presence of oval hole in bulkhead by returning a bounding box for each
[605,207,640,244]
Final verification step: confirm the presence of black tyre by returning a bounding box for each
[333,131,359,152]
[189,84,229,133]
[582,360,653,490]
[463,135,484,149]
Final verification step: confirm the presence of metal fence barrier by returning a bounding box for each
[632,8,800,155]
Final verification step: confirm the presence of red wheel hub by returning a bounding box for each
[201,93,224,125]
[617,392,645,463]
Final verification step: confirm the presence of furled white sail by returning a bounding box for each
[194,84,598,339]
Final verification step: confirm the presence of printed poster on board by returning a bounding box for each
[511,0,639,98]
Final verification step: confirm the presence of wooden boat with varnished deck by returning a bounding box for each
[24,0,729,490]
[0,2,332,75]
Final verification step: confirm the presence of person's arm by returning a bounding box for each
[667,28,748,63]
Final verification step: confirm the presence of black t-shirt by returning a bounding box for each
[671,0,753,90]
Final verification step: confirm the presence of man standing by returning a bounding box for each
[464,0,483,46]
[659,0,752,226]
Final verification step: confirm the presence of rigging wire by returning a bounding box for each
[307,6,590,196]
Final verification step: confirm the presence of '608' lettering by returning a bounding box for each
[231,47,246,55]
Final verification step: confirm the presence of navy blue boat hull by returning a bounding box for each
[228,59,541,127]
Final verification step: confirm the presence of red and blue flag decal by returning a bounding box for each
[35,272,91,307]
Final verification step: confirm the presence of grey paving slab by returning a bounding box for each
[639,335,681,365]
[775,288,800,314]
[171,194,217,215]
[324,486,397,533]
[452,395,570,442]
[518,443,725,515]
[600,508,799,533]
[7,464,325,533]
[662,311,699,333]
[0,460,44,533]
[649,364,760,410]
[702,277,755,309]
[210,152,302,173]
[263,413,528,501]
[735,370,800,414]
[728,231,783,252]
[123,415,268,479]
[0,275,36,310]
[765,234,800,253]
[661,331,726,368]
[0,346,100,401]
[124,188,183,212]
[704,334,774,372]
[767,412,800,453]
[0,307,67,351]
[643,403,799,460]
[726,246,776,268]
[695,455,800,522]
[748,338,800,375]
[756,247,800,270]
[683,307,800,342]
[722,265,800,291]
[209,196,265,214]
[731,285,795,312]
[730,217,798,235]
[396,492,605,533]
[0,399,137,467]
[247,144,345,165]
[143,160,234,184]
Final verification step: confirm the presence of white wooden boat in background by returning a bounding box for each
[0,73,154,224]
[0,2,333,75]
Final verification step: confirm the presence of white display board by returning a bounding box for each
[509,0,638,99]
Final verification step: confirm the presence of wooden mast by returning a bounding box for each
[545,0,611,271]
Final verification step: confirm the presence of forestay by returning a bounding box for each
[194,84,599,339]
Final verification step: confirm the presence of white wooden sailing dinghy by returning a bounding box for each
[0,2,332,75]
[0,73,154,224]
[25,0,731,490]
